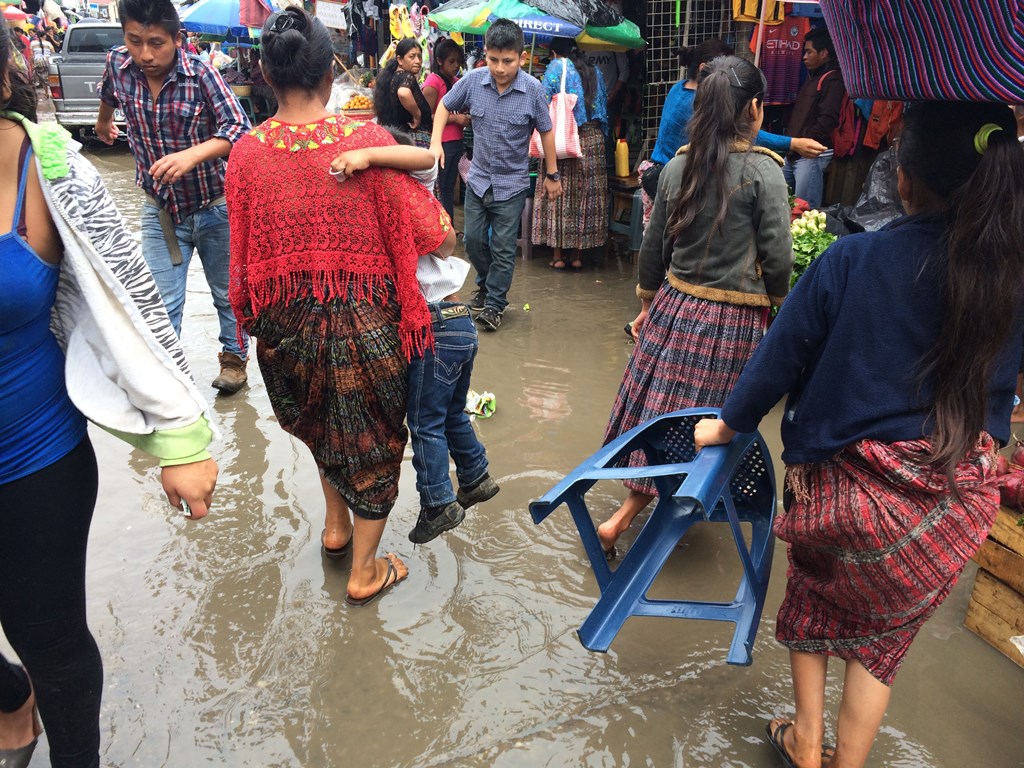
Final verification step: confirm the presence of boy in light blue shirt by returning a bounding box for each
[429,18,563,332]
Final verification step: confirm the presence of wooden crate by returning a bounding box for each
[965,506,1024,669]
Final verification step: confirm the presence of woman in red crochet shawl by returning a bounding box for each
[227,8,451,605]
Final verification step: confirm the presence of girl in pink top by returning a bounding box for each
[422,38,469,221]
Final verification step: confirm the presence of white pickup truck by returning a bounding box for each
[47,21,126,138]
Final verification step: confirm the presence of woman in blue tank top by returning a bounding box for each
[0,23,219,768]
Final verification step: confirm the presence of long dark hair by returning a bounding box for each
[903,102,1024,482]
[550,37,596,111]
[431,37,465,90]
[678,37,732,83]
[374,37,419,114]
[666,55,765,238]
[1,22,37,121]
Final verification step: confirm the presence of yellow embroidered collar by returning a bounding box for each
[250,115,367,152]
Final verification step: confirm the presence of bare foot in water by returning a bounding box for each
[597,519,624,559]
[596,491,655,560]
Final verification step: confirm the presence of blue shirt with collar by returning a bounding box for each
[442,67,552,201]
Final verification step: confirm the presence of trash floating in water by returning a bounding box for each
[1011,635,1024,657]
[465,389,495,419]
[523,303,530,312]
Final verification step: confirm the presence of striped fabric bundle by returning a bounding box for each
[819,0,1024,102]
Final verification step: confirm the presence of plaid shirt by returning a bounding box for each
[442,68,552,201]
[100,47,250,223]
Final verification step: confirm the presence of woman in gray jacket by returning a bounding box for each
[598,56,793,559]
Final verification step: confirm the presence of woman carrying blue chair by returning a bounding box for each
[695,102,1024,768]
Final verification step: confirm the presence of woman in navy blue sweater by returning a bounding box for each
[695,102,1024,768]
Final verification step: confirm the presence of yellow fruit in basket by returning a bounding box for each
[342,94,373,110]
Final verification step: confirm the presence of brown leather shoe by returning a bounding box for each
[212,352,248,395]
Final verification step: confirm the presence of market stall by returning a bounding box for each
[180,0,268,120]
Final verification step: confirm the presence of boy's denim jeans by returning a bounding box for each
[407,303,489,508]
[140,200,247,357]
[463,187,527,313]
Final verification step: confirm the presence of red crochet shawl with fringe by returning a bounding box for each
[226,116,450,358]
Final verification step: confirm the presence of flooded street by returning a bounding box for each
[6,141,1023,767]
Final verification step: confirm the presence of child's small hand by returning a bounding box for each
[330,149,371,180]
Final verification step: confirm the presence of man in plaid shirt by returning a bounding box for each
[96,0,251,394]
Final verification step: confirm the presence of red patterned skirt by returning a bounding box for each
[252,288,409,520]
[777,435,999,685]
[603,282,767,496]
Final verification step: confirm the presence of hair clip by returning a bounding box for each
[729,66,742,87]
[973,123,1003,155]
[271,11,303,34]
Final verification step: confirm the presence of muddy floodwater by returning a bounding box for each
[5,142,1023,767]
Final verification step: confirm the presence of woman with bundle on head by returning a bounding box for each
[530,37,608,270]
[0,18,218,767]
[421,37,468,221]
[227,8,452,605]
[597,56,792,560]
[695,102,1024,768]
[374,37,433,147]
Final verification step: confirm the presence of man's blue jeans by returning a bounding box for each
[783,150,834,210]
[463,187,527,313]
[407,304,489,508]
[140,200,247,357]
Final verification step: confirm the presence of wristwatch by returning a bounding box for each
[547,171,561,181]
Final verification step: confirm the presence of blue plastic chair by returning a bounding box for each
[529,408,777,665]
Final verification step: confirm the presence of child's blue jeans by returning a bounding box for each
[407,302,489,508]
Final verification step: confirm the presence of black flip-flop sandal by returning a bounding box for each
[765,721,798,768]
[345,559,400,606]
[321,529,352,560]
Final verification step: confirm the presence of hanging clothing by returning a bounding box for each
[749,16,812,104]
[863,100,905,149]
[733,0,785,25]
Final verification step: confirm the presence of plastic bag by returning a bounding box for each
[847,146,905,232]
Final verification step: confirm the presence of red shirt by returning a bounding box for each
[226,116,450,357]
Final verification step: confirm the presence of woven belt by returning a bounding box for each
[145,194,227,266]
[431,304,470,322]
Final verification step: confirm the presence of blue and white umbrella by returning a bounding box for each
[180,0,259,39]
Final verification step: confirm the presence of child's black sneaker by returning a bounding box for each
[457,473,500,509]
[408,501,466,544]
